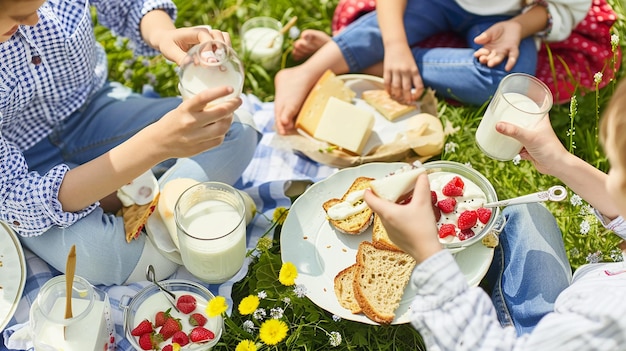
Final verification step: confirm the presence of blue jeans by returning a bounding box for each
[333,0,538,105]
[20,82,261,285]
[486,203,572,335]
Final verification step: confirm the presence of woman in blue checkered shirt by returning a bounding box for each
[0,0,260,285]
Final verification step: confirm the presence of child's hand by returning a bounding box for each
[383,43,423,104]
[473,20,523,71]
[155,27,233,65]
[149,86,242,159]
[364,174,443,263]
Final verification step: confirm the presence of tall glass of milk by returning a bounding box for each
[241,17,284,70]
[178,40,245,104]
[175,182,247,283]
[475,73,553,161]
[30,275,115,351]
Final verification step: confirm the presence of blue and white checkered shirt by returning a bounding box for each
[0,0,176,237]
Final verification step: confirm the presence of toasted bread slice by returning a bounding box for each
[353,241,416,325]
[323,176,375,235]
[362,89,416,121]
[334,264,362,314]
[122,193,160,243]
[372,214,401,251]
[369,167,426,203]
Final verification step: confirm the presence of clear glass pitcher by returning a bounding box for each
[29,275,115,351]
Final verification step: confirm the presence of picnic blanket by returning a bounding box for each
[1,95,338,351]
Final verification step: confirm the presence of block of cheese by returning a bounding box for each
[313,97,375,155]
[295,70,356,136]
[362,90,416,121]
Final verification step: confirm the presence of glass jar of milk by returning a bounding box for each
[241,17,284,70]
[29,275,115,351]
[178,40,245,103]
[175,182,247,283]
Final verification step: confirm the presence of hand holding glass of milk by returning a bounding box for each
[475,73,553,161]
[178,40,245,104]
[174,182,247,283]
[241,17,284,70]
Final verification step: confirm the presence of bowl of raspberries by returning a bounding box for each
[122,279,223,350]
[423,160,504,253]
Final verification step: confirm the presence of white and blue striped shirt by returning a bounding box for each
[0,0,176,237]
[410,215,626,350]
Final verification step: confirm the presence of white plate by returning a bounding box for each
[145,211,183,265]
[280,162,494,325]
[0,222,27,331]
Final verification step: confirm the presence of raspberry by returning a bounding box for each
[457,210,478,230]
[176,294,197,314]
[430,191,437,205]
[477,207,492,224]
[437,198,457,213]
[458,228,476,241]
[432,204,441,222]
[442,176,465,197]
[438,224,456,238]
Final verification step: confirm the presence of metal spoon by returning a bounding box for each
[483,185,567,208]
[146,265,180,312]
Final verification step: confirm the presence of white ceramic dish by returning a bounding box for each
[280,162,495,325]
[0,222,27,331]
[145,210,183,265]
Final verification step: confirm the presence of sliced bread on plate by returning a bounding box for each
[323,176,375,235]
[334,264,362,314]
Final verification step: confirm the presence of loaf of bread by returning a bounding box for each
[361,89,416,121]
[323,176,375,235]
[353,241,416,325]
[333,264,362,314]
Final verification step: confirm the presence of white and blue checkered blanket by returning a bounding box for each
[1,95,338,351]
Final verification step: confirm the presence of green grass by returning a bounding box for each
[95,1,626,349]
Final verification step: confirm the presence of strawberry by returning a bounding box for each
[131,319,153,336]
[457,210,478,230]
[430,191,437,205]
[189,326,215,343]
[176,294,197,314]
[458,228,476,241]
[442,177,464,197]
[438,224,456,238]
[159,317,182,340]
[477,207,492,224]
[138,333,159,350]
[437,198,457,213]
[155,309,172,328]
[162,345,173,351]
[189,313,207,327]
[172,330,189,346]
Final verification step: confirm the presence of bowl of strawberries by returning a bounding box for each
[122,279,223,350]
[423,160,504,253]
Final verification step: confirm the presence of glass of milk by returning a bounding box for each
[178,40,245,104]
[175,182,247,283]
[241,17,284,70]
[29,275,115,351]
[475,73,553,161]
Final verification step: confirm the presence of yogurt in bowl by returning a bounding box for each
[423,161,504,253]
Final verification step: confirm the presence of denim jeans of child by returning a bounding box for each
[20,82,261,285]
[486,203,573,335]
[333,0,538,105]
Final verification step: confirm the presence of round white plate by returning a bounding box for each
[0,222,27,331]
[280,162,494,325]
[145,211,183,265]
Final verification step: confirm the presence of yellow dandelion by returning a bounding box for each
[206,296,228,317]
[238,295,260,315]
[278,262,298,286]
[273,207,289,225]
[235,339,257,351]
[172,343,181,351]
[259,319,288,345]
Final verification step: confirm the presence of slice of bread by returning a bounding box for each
[361,89,417,121]
[369,167,426,203]
[334,264,362,314]
[372,214,401,251]
[323,176,375,235]
[353,241,416,325]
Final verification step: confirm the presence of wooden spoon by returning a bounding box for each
[267,16,298,48]
[64,245,76,338]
